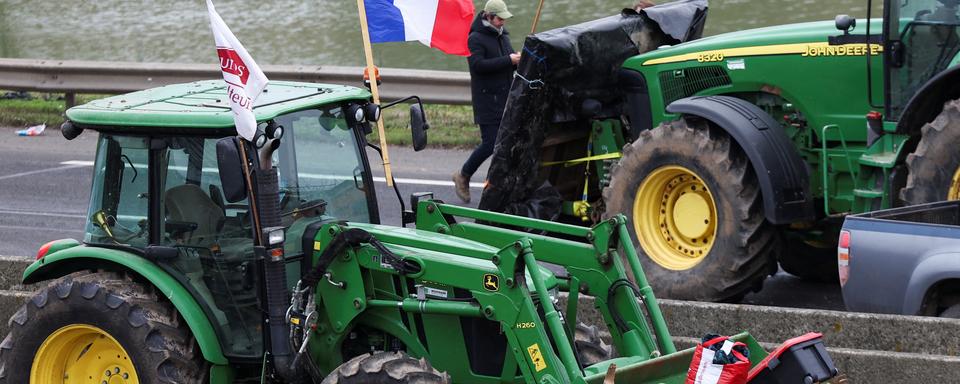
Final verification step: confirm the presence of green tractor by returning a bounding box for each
[504,0,960,301]
[0,80,832,383]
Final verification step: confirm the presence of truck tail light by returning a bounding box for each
[838,230,850,287]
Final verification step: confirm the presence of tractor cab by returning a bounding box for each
[882,0,960,119]
[64,80,412,361]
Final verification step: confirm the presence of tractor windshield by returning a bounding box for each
[887,0,960,117]
[271,105,375,224]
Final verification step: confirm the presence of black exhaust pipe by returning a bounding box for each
[255,139,298,380]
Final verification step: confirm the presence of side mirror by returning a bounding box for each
[216,137,248,203]
[835,14,856,34]
[410,103,429,151]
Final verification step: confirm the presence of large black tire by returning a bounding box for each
[0,271,204,384]
[901,99,960,205]
[321,351,450,384]
[939,303,960,318]
[603,118,779,301]
[778,233,839,283]
[574,323,612,368]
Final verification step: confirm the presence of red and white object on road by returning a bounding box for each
[15,124,45,136]
[205,0,269,141]
[686,335,750,384]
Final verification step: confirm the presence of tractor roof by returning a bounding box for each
[66,80,370,130]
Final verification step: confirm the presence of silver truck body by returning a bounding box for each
[841,200,960,316]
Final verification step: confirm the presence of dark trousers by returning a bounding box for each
[460,122,500,178]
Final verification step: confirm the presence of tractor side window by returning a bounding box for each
[160,137,250,246]
[157,137,262,359]
[84,135,150,248]
[273,106,373,223]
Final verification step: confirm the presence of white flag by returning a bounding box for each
[206,0,268,141]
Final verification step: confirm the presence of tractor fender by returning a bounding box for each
[902,251,960,315]
[666,95,814,224]
[22,245,229,365]
[896,65,960,135]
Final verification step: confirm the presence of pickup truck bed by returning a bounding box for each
[841,200,960,316]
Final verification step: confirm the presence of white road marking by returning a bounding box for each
[61,160,95,166]
[0,209,86,219]
[373,176,484,188]
[0,163,90,181]
[0,224,85,233]
[58,160,486,188]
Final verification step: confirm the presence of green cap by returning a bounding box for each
[484,0,513,19]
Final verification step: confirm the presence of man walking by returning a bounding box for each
[452,0,520,203]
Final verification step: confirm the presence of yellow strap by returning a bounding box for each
[541,152,622,167]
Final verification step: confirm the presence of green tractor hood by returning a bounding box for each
[628,18,882,67]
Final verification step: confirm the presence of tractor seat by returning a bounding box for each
[164,184,225,247]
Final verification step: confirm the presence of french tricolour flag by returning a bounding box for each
[364,0,475,56]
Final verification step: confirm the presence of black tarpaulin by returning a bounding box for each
[478,0,708,218]
[643,0,709,42]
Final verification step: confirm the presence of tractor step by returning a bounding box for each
[852,188,884,198]
[858,152,897,168]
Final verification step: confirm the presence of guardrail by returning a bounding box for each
[0,58,472,105]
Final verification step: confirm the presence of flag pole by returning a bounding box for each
[531,0,546,34]
[356,0,394,187]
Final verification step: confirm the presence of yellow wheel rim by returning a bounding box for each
[32,324,139,384]
[633,166,718,270]
[949,166,960,200]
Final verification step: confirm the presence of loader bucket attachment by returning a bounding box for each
[583,333,767,384]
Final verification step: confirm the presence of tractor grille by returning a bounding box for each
[659,66,731,105]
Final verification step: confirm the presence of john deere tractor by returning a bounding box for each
[0,80,837,383]
[487,0,960,302]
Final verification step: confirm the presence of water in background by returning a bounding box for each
[0,0,881,71]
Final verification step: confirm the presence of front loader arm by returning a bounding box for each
[413,201,676,360]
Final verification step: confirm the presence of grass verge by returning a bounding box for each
[0,91,480,148]
[379,103,478,149]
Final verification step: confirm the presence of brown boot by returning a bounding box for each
[452,171,471,203]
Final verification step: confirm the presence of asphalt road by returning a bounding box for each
[0,126,843,311]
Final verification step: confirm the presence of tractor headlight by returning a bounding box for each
[265,121,283,140]
[354,105,366,123]
[364,103,381,122]
[253,130,268,148]
[265,227,285,246]
[346,104,366,125]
